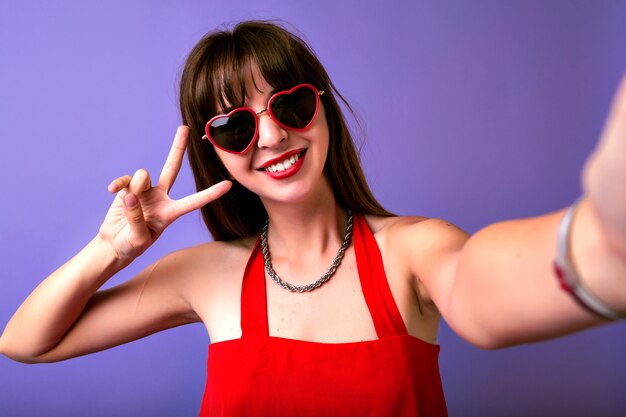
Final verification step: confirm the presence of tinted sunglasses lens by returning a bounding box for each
[209,110,256,153]
[271,87,317,129]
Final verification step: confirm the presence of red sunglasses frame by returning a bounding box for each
[201,83,325,155]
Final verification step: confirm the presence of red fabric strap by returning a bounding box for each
[240,238,268,338]
[353,212,409,338]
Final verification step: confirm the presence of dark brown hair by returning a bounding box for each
[179,20,392,241]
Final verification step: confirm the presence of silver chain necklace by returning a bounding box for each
[261,210,354,293]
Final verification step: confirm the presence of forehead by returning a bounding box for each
[216,62,274,111]
[244,64,274,100]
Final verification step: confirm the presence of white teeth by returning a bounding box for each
[265,153,300,172]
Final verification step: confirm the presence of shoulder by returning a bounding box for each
[363,214,468,250]
[146,236,256,301]
[148,236,257,323]
[364,214,469,303]
[164,236,257,279]
[173,236,257,264]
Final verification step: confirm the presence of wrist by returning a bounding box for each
[90,234,133,274]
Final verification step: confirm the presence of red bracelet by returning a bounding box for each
[554,198,626,320]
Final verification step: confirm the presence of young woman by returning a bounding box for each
[1,21,625,416]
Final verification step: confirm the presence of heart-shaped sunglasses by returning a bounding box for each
[202,84,325,154]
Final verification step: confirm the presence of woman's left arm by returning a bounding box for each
[414,74,626,349]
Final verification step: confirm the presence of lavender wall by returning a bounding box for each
[1,1,625,416]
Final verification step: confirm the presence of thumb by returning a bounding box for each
[123,193,152,249]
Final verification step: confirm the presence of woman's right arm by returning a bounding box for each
[0,126,231,363]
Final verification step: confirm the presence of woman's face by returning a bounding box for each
[213,66,331,207]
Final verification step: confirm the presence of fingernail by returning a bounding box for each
[124,193,138,208]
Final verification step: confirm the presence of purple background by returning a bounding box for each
[1,1,626,416]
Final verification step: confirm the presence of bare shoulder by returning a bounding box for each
[145,236,257,327]
[162,236,257,283]
[364,214,468,248]
[364,214,469,305]
[171,236,256,267]
[120,236,255,303]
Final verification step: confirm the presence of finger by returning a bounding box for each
[108,175,132,193]
[123,193,151,247]
[128,169,152,196]
[158,126,189,193]
[171,180,232,219]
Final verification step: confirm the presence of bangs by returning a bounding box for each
[206,24,318,115]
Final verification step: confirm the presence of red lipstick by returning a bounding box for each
[259,149,307,180]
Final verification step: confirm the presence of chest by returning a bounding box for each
[263,252,378,342]
[196,237,435,345]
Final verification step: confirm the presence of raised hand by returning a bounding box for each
[98,126,231,262]
[583,74,626,256]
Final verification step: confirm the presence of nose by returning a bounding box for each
[256,109,287,149]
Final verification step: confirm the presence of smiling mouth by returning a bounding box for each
[259,150,306,173]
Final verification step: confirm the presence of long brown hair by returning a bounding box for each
[179,21,392,241]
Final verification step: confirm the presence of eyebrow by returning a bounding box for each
[219,104,238,114]
[217,87,281,115]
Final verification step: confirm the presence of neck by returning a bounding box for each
[261,194,348,259]
[261,209,353,292]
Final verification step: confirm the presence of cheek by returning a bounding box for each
[215,149,254,180]
[314,111,330,154]
[307,103,328,139]
[319,105,331,138]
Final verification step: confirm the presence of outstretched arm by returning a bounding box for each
[406,75,626,349]
[0,126,231,363]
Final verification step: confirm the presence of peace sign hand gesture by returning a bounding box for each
[98,126,231,264]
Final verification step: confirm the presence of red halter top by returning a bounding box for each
[199,213,448,416]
